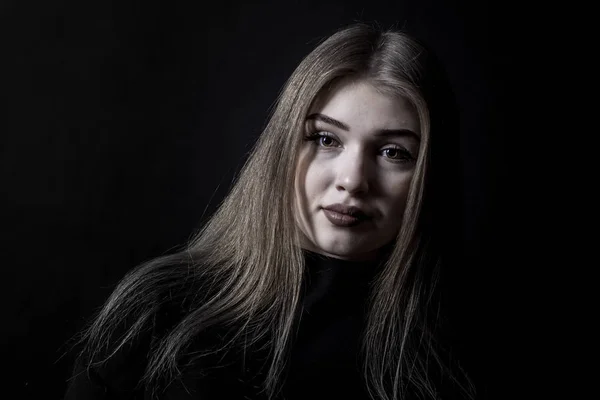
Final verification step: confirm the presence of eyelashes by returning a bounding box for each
[380,147,414,162]
[303,131,416,163]
[303,131,338,147]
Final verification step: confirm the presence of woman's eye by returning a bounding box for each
[382,147,413,162]
[304,132,340,147]
[318,135,337,147]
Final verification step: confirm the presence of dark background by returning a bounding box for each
[1,0,552,399]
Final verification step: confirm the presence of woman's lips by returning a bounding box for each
[322,209,368,227]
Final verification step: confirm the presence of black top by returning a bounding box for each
[64,250,384,400]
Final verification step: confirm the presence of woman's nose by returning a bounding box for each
[334,151,370,195]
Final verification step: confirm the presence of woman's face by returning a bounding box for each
[294,79,421,261]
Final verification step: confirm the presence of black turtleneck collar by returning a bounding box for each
[300,248,388,309]
[301,248,383,269]
[280,249,391,400]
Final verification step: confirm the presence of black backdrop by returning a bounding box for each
[1,0,545,399]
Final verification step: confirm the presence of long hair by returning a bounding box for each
[75,22,473,400]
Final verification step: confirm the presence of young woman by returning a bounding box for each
[64,22,474,400]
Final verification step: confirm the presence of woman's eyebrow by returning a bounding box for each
[306,113,420,141]
[305,113,349,131]
[374,129,420,141]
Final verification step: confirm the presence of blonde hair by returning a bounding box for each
[77,22,473,400]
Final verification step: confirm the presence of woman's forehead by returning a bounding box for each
[307,79,420,134]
